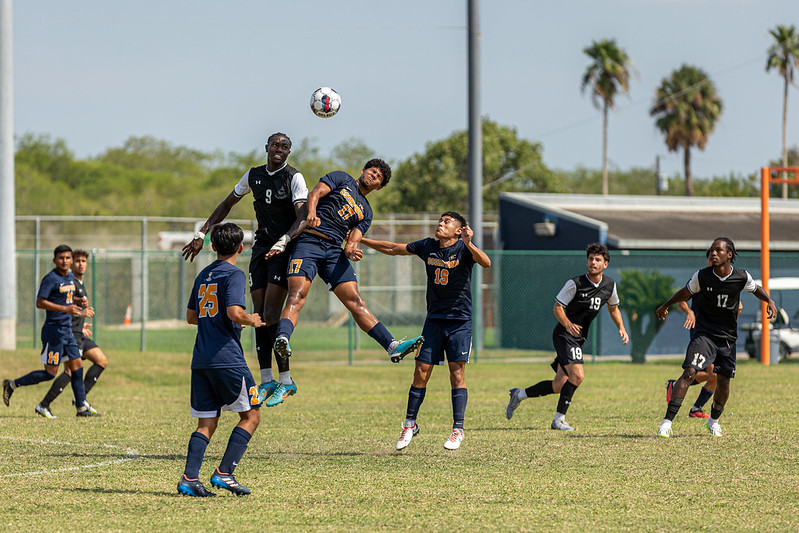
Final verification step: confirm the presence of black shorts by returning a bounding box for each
[551,332,585,372]
[248,243,295,292]
[684,334,736,378]
[74,333,99,356]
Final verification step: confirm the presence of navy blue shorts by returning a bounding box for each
[416,318,472,365]
[684,334,736,378]
[40,324,81,365]
[190,366,260,418]
[551,332,585,371]
[248,241,295,292]
[287,233,357,290]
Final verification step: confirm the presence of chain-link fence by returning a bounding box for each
[15,235,799,362]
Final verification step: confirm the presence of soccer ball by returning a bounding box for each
[310,87,341,118]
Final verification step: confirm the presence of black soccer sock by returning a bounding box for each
[710,400,725,420]
[70,367,87,408]
[218,426,252,475]
[525,380,554,398]
[272,324,291,373]
[451,388,468,430]
[405,386,426,422]
[664,397,684,421]
[255,325,273,371]
[84,364,105,395]
[690,379,700,386]
[40,372,71,407]
[556,381,578,415]
[183,431,210,480]
[692,387,714,412]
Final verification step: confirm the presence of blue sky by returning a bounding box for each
[13,0,799,183]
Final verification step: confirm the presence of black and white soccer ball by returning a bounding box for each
[310,87,341,118]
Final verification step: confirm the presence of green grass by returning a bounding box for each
[1,348,798,531]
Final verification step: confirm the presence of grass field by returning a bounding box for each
[1,346,798,532]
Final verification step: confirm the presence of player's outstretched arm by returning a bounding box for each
[460,225,491,268]
[752,286,778,319]
[227,306,266,328]
[182,191,242,262]
[359,237,411,256]
[656,287,692,321]
[607,304,629,345]
[266,201,309,259]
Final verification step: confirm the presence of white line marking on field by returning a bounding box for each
[0,436,141,478]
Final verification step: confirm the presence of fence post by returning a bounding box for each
[33,216,40,349]
[141,218,147,352]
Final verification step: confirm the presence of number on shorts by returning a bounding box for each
[288,259,302,275]
[434,268,449,285]
[198,283,218,318]
[691,352,706,368]
[570,347,583,360]
[249,386,259,405]
[47,350,60,365]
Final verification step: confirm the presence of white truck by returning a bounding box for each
[741,277,799,361]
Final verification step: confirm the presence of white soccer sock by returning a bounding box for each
[260,369,273,383]
[660,419,672,428]
[387,340,399,353]
[708,417,718,426]
[554,412,566,421]
[404,419,416,428]
[278,371,292,385]
[517,388,528,400]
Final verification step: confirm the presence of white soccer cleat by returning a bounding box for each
[35,403,57,419]
[550,417,575,431]
[396,422,419,450]
[706,420,722,437]
[443,428,464,450]
[657,422,672,438]
[505,388,521,420]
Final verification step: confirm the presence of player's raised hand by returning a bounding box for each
[182,239,203,262]
[656,304,669,321]
[461,225,474,244]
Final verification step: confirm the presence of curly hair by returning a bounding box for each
[363,158,392,187]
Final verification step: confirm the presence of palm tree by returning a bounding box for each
[650,65,723,196]
[581,39,634,196]
[766,24,799,199]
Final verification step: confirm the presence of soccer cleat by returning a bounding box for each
[273,336,292,359]
[657,422,672,438]
[706,420,723,437]
[550,418,575,431]
[35,403,57,419]
[72,398,99,414]
[265,380,297,407]
[177,476,217,497]
[505,388,521,420]
[665,379,675,404]
[689,408,710,419]
[256,380,279,404]
[210,468,251,495]
[76,408,102,417]
[443,428,464,450]
[395,422,420,450]
[3,379,13,406]
[388,336,425,363]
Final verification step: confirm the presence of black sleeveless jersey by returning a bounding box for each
[690,266,750,341]
[246,164,302,250]
[554,274,617,341]
[71,278,88,336]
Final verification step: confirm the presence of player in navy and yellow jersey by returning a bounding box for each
[3,245,99,417]
[273,159,424,365]
[361,211,491,451]
[655,237,776,438]
[183,133,309,408]
[35,249,109,419]
[177,223,266,498]
[505,243,629,431]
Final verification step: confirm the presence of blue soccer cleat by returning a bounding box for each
[388,336,424,363]
[210,468,250,496]
[265,380,297,407]
[256,380,279,404]
[177,475,216,497]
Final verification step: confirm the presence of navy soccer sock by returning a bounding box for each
[367,322,394,351]
[40,372,71,407]
[218,426,252,475]
[84,364,105,395]
[183,431,210,480]
[15,370,55,387]
[276,318,294,340]
[451,388,468,430]
[692,386,714,411]
[556,381,578,415]
[525,380,554,398]
[405,386,426,422]
[70,367,87,408]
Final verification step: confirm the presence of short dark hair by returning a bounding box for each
[364,158,392,187]
[53,244,72,258]
[585,242,609,262]
[713,237,738,263]
[72,249,89,260]
[267,132,291,148]
[441,211,467,228]
[210,223,244,256]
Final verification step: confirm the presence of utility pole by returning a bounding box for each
[0,0,15,349]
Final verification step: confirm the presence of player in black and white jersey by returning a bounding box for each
[35,249,108,418]
[183,133,308,408]
[505,243,629,431]
[655,237,776,438]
